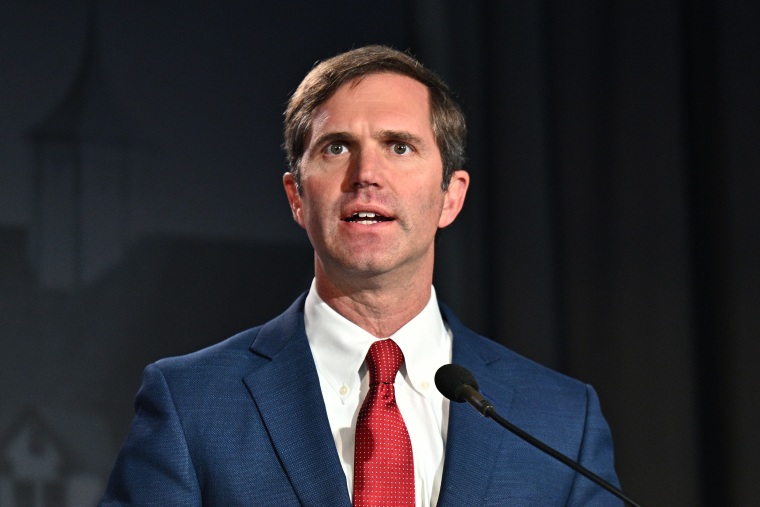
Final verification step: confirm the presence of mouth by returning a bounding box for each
[342,211,395,225]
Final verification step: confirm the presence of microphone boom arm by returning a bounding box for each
[460,385,641,507]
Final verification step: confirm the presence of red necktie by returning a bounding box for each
[353,339,415,506]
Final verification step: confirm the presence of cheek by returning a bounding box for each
[301,194,333,233]
[418,188,446,216]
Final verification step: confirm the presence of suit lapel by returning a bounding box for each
[243,300,351,507]
[240,298,517,506]
[437,307,515,506]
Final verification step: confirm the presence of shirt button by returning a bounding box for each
[339,385,349,396]
[420,381,430,390]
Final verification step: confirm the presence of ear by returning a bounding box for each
[283,172,306,229]
[438,170,470,228]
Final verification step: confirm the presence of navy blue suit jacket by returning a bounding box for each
[101,295,622,506]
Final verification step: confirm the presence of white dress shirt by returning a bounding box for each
[304,280,452,506]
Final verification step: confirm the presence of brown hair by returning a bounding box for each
[283,45,466,191]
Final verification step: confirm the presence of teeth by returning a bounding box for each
[346,211,390,224]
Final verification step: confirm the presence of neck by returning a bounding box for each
[314,261,433,338]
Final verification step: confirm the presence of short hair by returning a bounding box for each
[283,45,466,191]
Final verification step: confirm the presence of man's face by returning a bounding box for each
[284,73,468,284]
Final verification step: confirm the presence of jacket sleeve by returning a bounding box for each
[99,363,202,506]
[566,384,625,506]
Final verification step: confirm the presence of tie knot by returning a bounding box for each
[366,339,404,385]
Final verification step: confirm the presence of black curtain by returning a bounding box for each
[429,1,760,505]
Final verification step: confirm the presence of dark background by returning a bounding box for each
[1,1,757,505]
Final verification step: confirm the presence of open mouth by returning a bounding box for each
[343,212,394,225]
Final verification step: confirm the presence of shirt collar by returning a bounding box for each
[304,279,451,400]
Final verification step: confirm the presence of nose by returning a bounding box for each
[346,146,384,190]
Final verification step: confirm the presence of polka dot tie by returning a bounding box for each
[353,339,415,507]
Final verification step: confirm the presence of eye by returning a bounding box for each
[392,143,412,155]
[326,143,348,155]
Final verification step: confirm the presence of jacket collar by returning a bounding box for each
[244,294,352,507]
[437,303,515,506]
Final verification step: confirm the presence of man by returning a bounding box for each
[101,45,622,506]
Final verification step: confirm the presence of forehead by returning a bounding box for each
[309,73,433,136]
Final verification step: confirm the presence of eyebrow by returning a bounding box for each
[309,131,358,150]
[376,130,426,148]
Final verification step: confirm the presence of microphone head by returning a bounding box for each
[435,363,479,403]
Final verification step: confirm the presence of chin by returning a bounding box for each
[343,259,391,276]
[331,254,396,277]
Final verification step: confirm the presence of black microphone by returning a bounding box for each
[434,364,641,507]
